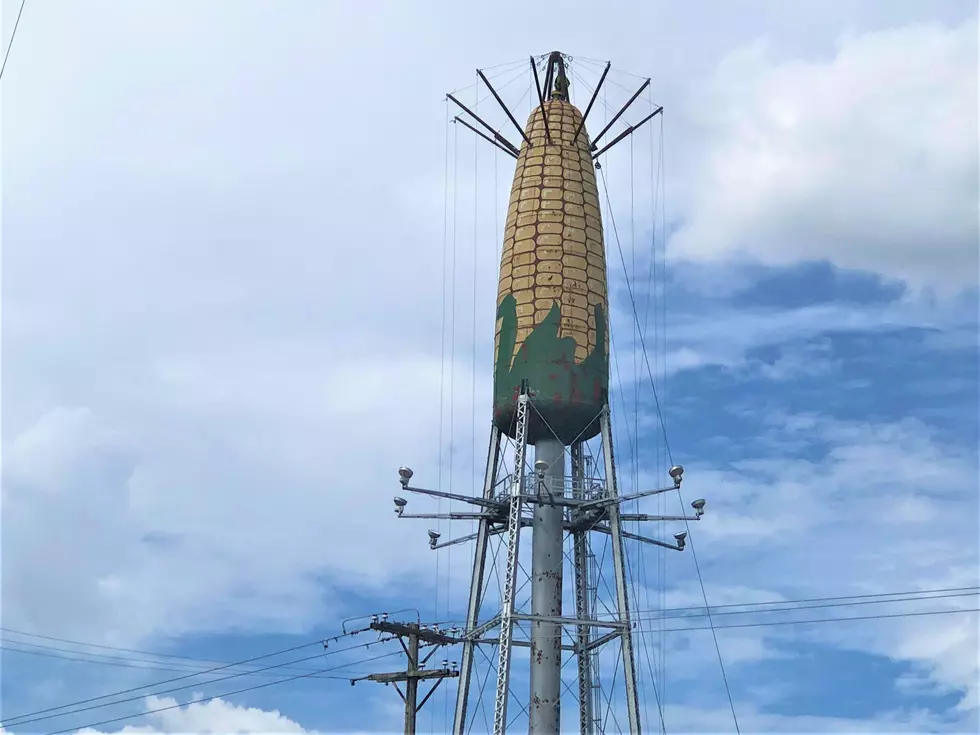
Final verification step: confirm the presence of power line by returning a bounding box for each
[25,606,970,734]
[0,627,372,727]
[0,0,26,82]
[599,161,739,733]
[3,636,394,729]
[628,588,980,622]
[674,492,741,732]
[597,140,672,466]
[0,629,335,672]
[647,605,979,634]
[473,604,979,644]
[37,648,404,735]
[629,585,980,617]
[430,585,980,633]
[0,642,358,679]
[0,625,317,666]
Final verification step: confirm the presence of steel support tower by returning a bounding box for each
[389,52,704,734]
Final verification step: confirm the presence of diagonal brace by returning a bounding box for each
[530,56,551,145]
[455,116,518,159]
[404,485,505,510]
[447,93,520,156]
[589,77,651,150]
[592,105,663,159]
[593,523,685,551]
[477,69,532,148]
[573,60,611,144]
[578,483,677,512]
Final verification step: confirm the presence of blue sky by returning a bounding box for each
[2,0,977,733]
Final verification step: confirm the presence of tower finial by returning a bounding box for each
[546,51,569,101]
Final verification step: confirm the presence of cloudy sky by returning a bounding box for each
[1,0,977,733]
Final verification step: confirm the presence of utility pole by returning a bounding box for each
[351,619,459,734]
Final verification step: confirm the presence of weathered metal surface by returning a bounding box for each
[493,97,609,444]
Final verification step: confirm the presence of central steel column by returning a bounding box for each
[530,438,565,733]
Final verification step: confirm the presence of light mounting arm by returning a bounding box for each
[403,485,505,511]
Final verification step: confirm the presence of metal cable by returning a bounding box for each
[0,0,26,82]
[436,587,980,631]
[1,630,376,728]
[600,160,742,733]
[35,648,404,735]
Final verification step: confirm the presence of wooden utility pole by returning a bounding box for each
[351,619,459,734]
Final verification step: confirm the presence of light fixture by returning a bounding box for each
[673,531,687,549]
[534,459,548,477]
[428,529,441,548]
[691,498,705,517]
[398,466,414,487]
[393,497,407,515]
[669,465,684,487]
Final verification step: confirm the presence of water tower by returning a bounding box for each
[392,52,705,734]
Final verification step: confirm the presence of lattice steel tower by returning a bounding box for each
[391,52,705,734]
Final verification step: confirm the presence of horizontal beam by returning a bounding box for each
[367,668,459,684]
[619,513,700,523]
[370,621,457,646]
[517,493,594,508]
[511,613,626,630]
[399,511,499,521]
[473,637,577,652]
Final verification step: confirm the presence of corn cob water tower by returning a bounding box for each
[391,52,706,734]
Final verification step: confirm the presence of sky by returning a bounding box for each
[1,0,978,733]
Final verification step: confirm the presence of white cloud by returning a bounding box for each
[78,695,310,734]
[670,411,979,716]
[671,19,978,293]
[607,287,972,384]
[0,353,487,645]
[11,694,322,735]
[661,700,973,733]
